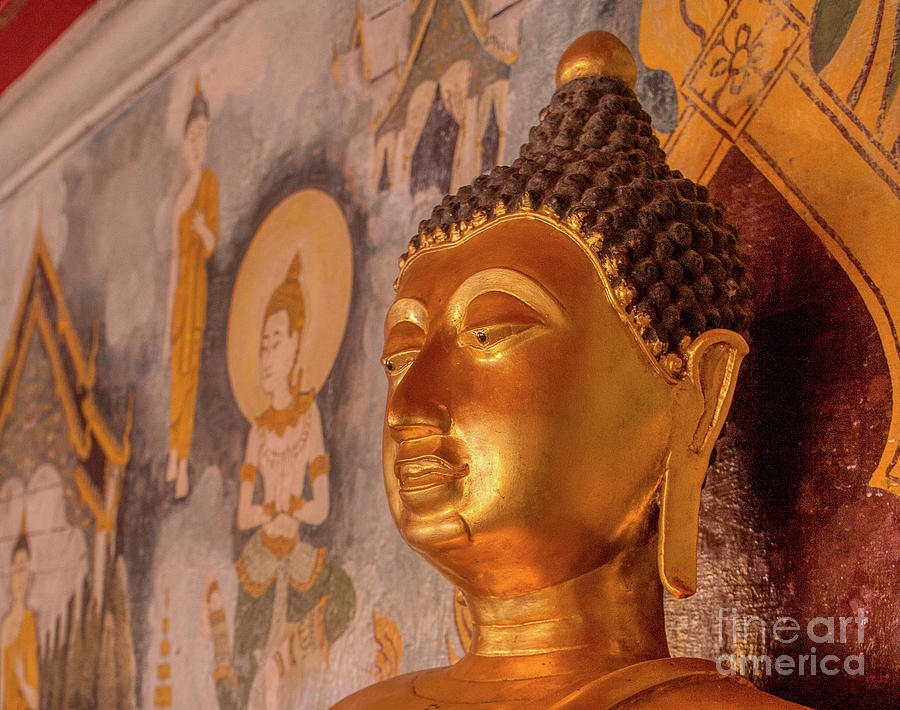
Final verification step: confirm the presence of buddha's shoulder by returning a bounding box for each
[551,657,808,709]
[328,671,418,710]
[329,659,809,710]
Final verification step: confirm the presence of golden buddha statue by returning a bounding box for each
[334,32,807,709]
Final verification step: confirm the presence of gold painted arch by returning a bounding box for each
[639,0,900,495]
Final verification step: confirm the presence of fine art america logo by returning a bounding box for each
[716,608,867,677]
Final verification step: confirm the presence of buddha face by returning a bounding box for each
[260,309,299,400]
[382,216,677,597]
[183,116,209,172]
[10,547,29,603]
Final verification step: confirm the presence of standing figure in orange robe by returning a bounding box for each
[0,516,39,710]
[164,80,219,499]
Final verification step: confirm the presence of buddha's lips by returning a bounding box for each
[394,455,468,491]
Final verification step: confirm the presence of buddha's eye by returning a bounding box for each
[461,323,537,350]
[381,349,417,377]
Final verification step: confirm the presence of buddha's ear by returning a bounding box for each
[658,329,749,598]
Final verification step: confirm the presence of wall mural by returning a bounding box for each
[164,80,220,501]
[0,0,897,708]
[0,237,136,710]
[214,190,356,710]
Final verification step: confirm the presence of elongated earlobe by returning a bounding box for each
[658,329,749,598]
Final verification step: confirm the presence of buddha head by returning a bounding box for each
[183,78,210,173]
[260,252,306,404]
[381,33,752,601]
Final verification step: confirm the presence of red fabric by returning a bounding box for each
[0,0,97,95]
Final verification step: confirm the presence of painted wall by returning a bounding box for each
[0,1,897,708]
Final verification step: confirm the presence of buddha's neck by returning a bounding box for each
[461,541,668,677]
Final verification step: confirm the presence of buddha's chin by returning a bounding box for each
[399,508,471,552]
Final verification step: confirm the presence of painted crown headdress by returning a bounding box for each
[13,509,29,557]
[265,251,306,336]
[185,76,210,132]
[395,32,753,380]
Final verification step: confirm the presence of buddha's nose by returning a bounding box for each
[387,407,450,443]
[386,344,452,442]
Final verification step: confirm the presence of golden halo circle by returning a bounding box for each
[226,189,353,420]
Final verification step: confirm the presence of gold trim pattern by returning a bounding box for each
[235,553,274,598]
[253,391,315,436]
[260,531,299,561]
[212,664,238,689]
[287,547,327,594]
[314,594,331,667]
[309,453,331,483]
[239,462,257,483]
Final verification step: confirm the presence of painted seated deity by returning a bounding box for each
[333,32,809,709]
[211,253,354,710]
[1,516,39,710]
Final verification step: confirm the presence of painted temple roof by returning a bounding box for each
[0,230,132,515]
[366,0,517,136]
